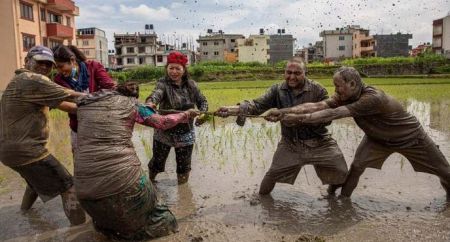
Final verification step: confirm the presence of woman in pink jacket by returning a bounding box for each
[52,44,116,155]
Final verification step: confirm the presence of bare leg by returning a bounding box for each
[61,186,86,226]
[21,185,38,211]
[340,166,365,197]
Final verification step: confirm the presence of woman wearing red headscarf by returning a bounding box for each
[145,51,208,184]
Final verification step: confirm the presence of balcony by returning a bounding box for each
[46,23,74,39]
[360,46,374,52]
[46,0,76,12]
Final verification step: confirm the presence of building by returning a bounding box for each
[108,49,117,70]
[197,30,244,63]
[268,31,296,64]
[373,33,412,57]
[76,27,108,68]
[297,41,324,63]
[114,32,158,68]
[237,34,270,64]
[320,25,374,60]
[0,0,79,90]
[410,43,431,57]
[433,14,450,58]
[352,29,376,58]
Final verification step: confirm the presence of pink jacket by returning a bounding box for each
[54,60,116,132]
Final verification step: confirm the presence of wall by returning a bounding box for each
[323,34,352,59]
[443,16,450,54]
[0,0,19,90]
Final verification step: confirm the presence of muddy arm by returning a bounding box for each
[282,106,351,126]
[280,100,330,114]
[57,101,77,114]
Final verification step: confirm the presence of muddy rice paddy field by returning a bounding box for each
[1,78,450,242]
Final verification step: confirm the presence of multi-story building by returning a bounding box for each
[433,14,450,58]
[197,31,244,63]
[410,43,431,57]
[237,35,270,64]
[320,25,375,60]
[298,41,324,63]
[268,33,296,64]
[108,49,117,70]
[0,0,79,90]
[114,32,158,68]
[373,33,412,57]
[76,27,108,67]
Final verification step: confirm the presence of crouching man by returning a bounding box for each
[0,46,86,225]
[74,81,198,240]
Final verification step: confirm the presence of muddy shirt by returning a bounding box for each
[326,85,422,148]
[247,79,330,140]
[0,69,70,167]
[147,77,208,147]
[75,90,188,199]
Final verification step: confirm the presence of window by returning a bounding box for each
[48,12,62,24]
[49,39,63,49]
[127,58,135,64]
[116,48,122,55]
[214,51,219,56]
[202,42,208,46]
[339,36,345,41]
[82,40,89,46]
[139,57,145,64]
[66,16,71,27]
[42,37,48,47]
[157,55,163,62]
[231,39,236,43]
[214,41,219,45]
[40,8,46,21]
[83,50,90,56]
[22,33,35,51]
[203,52,208,55]
[117,58,123,65]
[126,47,134,53]
[338,46,345,51]
[138,46,145,53]
[20,2,33,21]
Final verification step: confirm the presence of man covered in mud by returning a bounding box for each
[266,66,450,199]
[74,81,199,240]
[0,46,86,225]
[216,57,348,196]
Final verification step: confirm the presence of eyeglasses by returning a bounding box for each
[285,71,303,76]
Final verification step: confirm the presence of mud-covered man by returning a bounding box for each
[0,46,86,225]
[266,66,450,199]
[74,81,199,240]
[216,57,348,196]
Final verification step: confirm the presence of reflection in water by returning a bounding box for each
[1,99,450,241]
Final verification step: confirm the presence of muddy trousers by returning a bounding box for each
[259,137,348,195]
[148,140,193,175]
[341,134,450,197]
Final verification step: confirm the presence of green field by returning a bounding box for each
[139,78,450,110]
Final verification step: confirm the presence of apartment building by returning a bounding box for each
[0,0,79,90]
[297,41,324,63]
[197,31,244,63]
[433,14,450,58]
[114,32,158,68]
[76,27,108,68]
[373,33,412,57]
[320,25,374,60]
[268,33,296,64]
[237,35,270,64]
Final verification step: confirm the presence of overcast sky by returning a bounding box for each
[74,0,450,50]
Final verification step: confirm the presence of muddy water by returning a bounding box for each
[1,99,450,242]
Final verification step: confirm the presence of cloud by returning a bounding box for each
[119,4,172,21]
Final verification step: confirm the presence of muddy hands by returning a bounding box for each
[262,108,284,122]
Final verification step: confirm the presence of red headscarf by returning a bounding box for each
[167,51,188,67]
